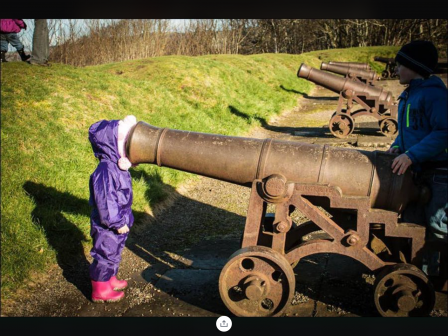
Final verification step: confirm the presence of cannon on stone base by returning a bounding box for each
[126,121,440,317]
[298,63,398,138]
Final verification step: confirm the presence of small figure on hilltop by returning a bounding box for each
[88,115,138,302]
[28,19,50,66]
[0,19,30,63]
[387,40,447,280]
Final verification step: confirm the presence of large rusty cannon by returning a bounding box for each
[298,63,398,138]
[127,121,436,317]
[328,61,371,71]
[374,56,398,79]
[321,62,380,86]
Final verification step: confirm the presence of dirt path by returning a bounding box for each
[2,76,447,318]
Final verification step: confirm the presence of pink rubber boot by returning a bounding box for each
[110,276,128,291]
[91,280,125,303]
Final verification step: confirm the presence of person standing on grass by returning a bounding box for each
[386,40,447,276]
[28,19,50,66]
[87,115,137,302]
[0,19,30,63]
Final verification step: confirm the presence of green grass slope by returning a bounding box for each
[0,46,399,299]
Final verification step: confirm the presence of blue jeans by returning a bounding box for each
[0,33,24,52]
[402,169,447,275]
[424,171,448,241]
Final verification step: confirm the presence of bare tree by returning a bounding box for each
[45,19,447,66]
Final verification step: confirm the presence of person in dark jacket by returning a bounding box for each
[88,115,137,302]
[387,40,447,276]
[0,19,30,62]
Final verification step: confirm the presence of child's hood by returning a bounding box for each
[88,119,120,163]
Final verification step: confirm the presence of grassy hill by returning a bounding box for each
[0,46,399,299]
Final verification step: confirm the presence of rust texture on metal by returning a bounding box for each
[297,63,398,138]
[373,263,435,317]
[321,62,380,84]
[218,246,295,317]
[126,121,440,316]
[127,122,423,213]
[328,61,371,70]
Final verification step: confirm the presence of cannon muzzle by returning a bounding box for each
[328,61,371,70]
[127,121,427,213]
[298,63,393,106]
[321,62,380,81]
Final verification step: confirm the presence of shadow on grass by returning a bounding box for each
[228,105,297,135]
[22,171,245,315]
[279,85,339,101]
[23,181,92,300]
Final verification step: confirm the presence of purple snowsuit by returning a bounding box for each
[88,119,134,282]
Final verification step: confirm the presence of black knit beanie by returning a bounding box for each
[395,40,438,78]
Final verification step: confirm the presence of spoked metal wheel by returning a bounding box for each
[329,113,355,138]
[381,70,390,79]
[379,117,398,137]
[374,263,435,317]
[219,246,295,317]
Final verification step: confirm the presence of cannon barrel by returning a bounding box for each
[328,61,371,70]
[321,62,380,81]
[126,121,426,213]
[298,63,393,105]
[374,56,395,64]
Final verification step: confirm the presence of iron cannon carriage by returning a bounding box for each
[374,56,398,79]
[126,121,439,317]
[297,63,398,138]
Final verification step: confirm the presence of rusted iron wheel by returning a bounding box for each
[219,246,295,317]
[329,113,355,138]
[381,70,390,79]
[373,263,435,317]
[379,118,398,137]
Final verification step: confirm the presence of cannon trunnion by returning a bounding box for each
[127,121,437,317]
[298,63,398,138]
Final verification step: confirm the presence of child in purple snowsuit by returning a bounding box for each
[88,115,137,302]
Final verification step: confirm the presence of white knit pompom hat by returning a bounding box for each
[117,115,137,170]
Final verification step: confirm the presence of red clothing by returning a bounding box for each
[0,19,26,33]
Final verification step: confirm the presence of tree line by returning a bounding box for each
[39,19,447,67]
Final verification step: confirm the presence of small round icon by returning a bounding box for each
[216,316,232,332]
